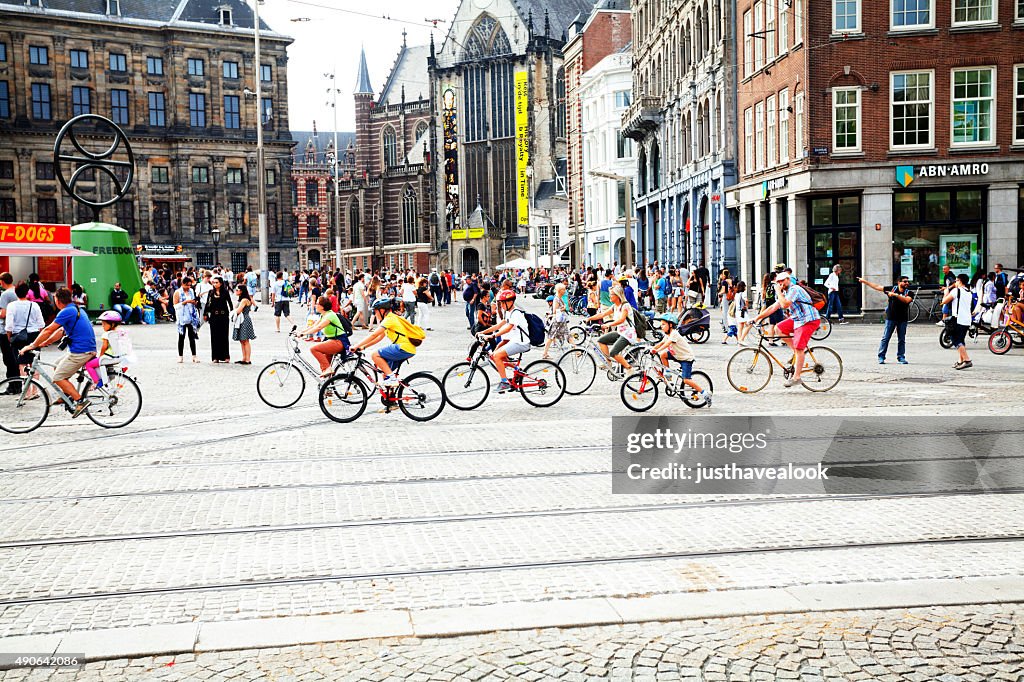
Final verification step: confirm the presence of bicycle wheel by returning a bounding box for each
[519,360,566,408]
[398,372,446,422]
[687,327,711,344]
[319,374,369,423]
[557,348,596,395]
[812,319,832,341]
[726,348,773,394]
[938,329,953,349]
[442,362,490,410]
[256,361,306,408]
[802,346,843,392]
[989,329,1013,355]
[620,372,659,412]
[568,325,588,345]
[680,370,714,408]
[908,301,921,323]
[84,374,143,429]
[0,378,49,434]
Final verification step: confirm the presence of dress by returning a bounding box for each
[205,290,233,361]
[233,305,256,342]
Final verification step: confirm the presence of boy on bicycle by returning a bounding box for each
[650,312,712,406]
[477,289,531,394]
[350,298,418,387]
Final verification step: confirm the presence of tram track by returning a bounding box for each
[0,534,1017,608]
[0,488,1019,550]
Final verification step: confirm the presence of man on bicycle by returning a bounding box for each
[477,289,531,394]
[20,287,97,417]
[752,272,820,388]
[350,298,417,387]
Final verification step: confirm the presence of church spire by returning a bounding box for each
[354,46,373,95]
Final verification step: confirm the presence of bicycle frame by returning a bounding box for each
[340,353,419,406]
[21,354,119,410]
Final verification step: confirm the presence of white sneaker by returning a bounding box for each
[383,374,400,388]
[699,390,713,407]
[935,320,946,326]
[783,377,803,388]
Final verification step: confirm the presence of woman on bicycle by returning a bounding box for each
[585,286,636,376]
[295,296,351,376]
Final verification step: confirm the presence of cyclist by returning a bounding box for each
[294,296,351,376]
[350,298,417,387]
[20,287,97,417]
[752,272,821,388]
[477,289,532,394]
[585,285,637,377]
[649,312,712,406]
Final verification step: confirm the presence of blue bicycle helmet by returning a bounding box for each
[372,297,395,311]
[654,312,679,326]
[546,295,555,302]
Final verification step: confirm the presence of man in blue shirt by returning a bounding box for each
[753,272,820,388]
[22,288,97,417]
[618,274,638,309]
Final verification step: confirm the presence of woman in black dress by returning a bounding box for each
[204,276,233,363]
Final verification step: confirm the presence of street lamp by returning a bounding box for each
[252,0,269,304]
[211,228,221,268]
[325,71,343,271]
[589,170,634,272]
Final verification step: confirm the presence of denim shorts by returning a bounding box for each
[379,344,414,371]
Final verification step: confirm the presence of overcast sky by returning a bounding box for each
[259,0,459,137]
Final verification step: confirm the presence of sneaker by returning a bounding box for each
[955,360,973,370]
[898,358,909,365]
[495,380,511,394]
[935,320,946,326]
[699,390,712,407]
[838,320,848,325]
[878,358,885,364]
[383,374,400,388]
[783,377,803,388]
[71,399,89,419]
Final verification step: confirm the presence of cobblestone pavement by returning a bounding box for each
[0,301,1021,650]
[2,604,1022,681]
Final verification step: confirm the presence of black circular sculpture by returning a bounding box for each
[53,114,135,222]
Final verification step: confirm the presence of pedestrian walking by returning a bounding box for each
[3,281,44,393]
[204,276,233,363]
[824,265,846,323]
[942,273,974,370]
[0,273,18,389]
[429,269,443,307]
[859,275,912,364]
[173,277,201,363]
[232,284,256,364]
[271,271,295,333]
[415,276,434,330]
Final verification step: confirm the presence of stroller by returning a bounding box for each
[642,308,711,344]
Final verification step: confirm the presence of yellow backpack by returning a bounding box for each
[388,314,426,347]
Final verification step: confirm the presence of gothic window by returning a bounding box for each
[348,200,360,247]
[461,15,512,61]
[382,126,398,167]
[402,186,418,244]
[555,67,566,138]
[415,121,428,142]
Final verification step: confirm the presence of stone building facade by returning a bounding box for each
[622,0,738,275]
[429,0,592,273]
[728,0,1024,313]
[330,43,435,274]
[0,0,296,274]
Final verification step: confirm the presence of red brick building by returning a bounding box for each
[289,128,355,270]
[729,0,1024,313]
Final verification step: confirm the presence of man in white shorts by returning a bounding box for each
[477,289,532,394]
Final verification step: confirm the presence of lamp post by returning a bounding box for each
[589,170,633,272]
[252,0,269,304]
[325,71,342,271]
[211,228,221,267]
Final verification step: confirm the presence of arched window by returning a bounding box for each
[415,121,428,141]
[555,67,566,138]
[651,140,661,190]
[701,3,710,56]
[348,200,360,248]
[382,126,398,168]
[462,15,511,60]
[306,215,319,240]
[402,186,418,244]
[638,147,648,195]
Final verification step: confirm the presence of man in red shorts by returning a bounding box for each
[753,272,821,388]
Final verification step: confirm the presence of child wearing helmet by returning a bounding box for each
[478,289,532,394]
[350,297,419,387]
[649,312,712,407]
[84,311,124,388]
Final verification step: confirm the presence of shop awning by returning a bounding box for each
[138,254,191,261]
[0,245,95,257]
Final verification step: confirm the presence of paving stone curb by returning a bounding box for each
[0,575,1020,668]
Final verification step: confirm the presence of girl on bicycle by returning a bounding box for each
[649,312,712,407]
[84,311,124,388]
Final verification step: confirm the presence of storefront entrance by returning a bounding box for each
[808,195,862,313]
[892,188,985,286]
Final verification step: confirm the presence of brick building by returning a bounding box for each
[289,127,355,270]
[330,41,434,274]
[0,0,298,275]
[622,0,739,273]
[564,0,633,268]
[729,0,1024,313]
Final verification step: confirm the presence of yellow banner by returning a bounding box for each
[515,71,530,228]
[452,228,485,240]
